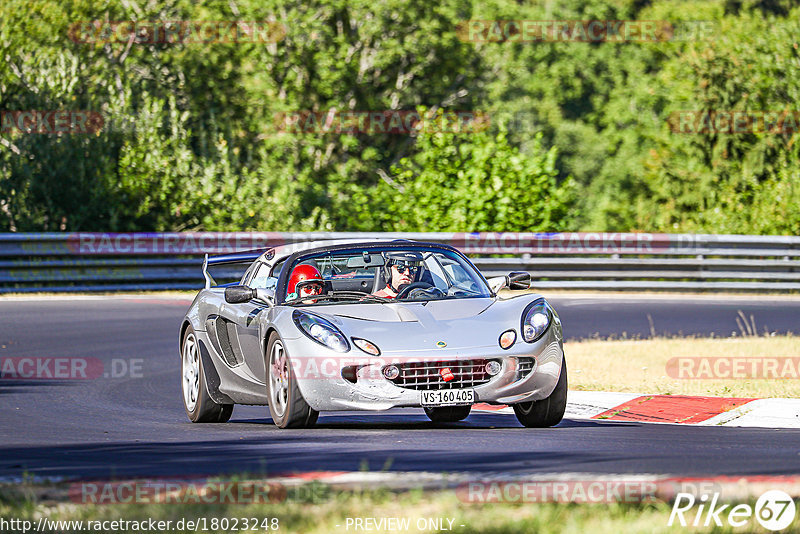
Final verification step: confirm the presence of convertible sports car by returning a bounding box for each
[179,239,567,428]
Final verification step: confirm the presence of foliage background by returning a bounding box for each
[0,0,797,234]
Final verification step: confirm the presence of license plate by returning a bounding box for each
[421,389,475,407]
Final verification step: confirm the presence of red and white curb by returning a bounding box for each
[474,391,800,428]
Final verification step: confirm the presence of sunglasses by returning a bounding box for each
[299,283,323,295]
[391,263,420,275]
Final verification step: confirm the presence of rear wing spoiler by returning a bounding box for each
[201,250,265,289]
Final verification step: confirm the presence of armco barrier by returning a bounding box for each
[0,232,798,293]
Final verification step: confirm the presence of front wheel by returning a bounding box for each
[513,359,567,428]
[181,326,233,423]
[266,332,318,429]
[424,405,472,423]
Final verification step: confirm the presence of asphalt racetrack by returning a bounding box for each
[1,294,800,481]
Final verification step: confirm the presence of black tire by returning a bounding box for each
[181,325,233,423]
[513,358,568,428]
[265,332,319,429]
[424,405,472,423]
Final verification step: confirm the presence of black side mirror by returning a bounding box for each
[507,272,531,290]
[225,285,255,303]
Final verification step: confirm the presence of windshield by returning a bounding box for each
[282,246,491,305]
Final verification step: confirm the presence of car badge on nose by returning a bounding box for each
[436,341,447,348]
[440,367,455,382]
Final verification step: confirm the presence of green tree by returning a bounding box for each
[369,121,575,232]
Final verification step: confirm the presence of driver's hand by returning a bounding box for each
[410,287,444,299]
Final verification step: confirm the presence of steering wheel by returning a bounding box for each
[412,286,445,299]
[395,282,434,299]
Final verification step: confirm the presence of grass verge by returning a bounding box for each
[0,483,787,534]
[566,335,800,397]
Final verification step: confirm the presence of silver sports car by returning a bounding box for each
[179,239,566,428]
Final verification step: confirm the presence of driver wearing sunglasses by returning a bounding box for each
[287,264,324,303]
[372,251,424,299]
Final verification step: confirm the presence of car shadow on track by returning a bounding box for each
[0,436,624,481]
[230,412,631,430]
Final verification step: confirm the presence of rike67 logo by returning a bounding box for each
[669,490,796,531]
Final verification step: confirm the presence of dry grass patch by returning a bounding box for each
[565,335,800,397]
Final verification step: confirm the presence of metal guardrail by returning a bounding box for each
[0,232,798,293]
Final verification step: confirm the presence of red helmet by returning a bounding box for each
[288,264,323,295]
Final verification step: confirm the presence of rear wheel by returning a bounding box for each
[266,332,319,429]
[181,326,233,423]
[424,405,472,423]
[513,359,567,428]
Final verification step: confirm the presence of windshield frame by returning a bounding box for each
[274,241,492,306]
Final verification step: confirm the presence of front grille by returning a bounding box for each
[389,359,497,390]
[517,357,535,380]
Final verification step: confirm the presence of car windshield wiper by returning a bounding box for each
[285,291,389,305]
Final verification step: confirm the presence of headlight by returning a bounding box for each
[293,310,350,353]
[521,299,552,343]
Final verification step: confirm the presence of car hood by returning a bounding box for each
[301,298,522,353]
[329,298,493,322]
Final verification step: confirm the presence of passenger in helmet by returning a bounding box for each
[287,264,324,303]
[372,251,424,299]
